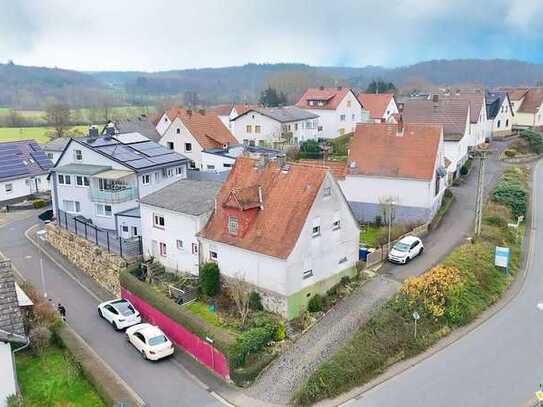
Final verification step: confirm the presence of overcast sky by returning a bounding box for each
[2,0,543,72]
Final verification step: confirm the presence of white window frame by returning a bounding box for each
[175,166,185,177]
[5,183,13,193]
[209,250,218,261]
[63,200,81,214]
[142,174,151,185]
[184,143,192,152]
[159,242,167,257]
[227,216,239,235]
[75,175,89,187]
[153,213,165,228]
[74,149,83,161]
[176,239,183,250]
[96,203,112,217]
[312,218,321,237]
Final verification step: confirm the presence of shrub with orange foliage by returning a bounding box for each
[399,265,462,319]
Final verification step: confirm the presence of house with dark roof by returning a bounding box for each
[486,91,514,138]
[339,123,446,224]
[43,137,71,164]
[50,129,189,236]
[504,87,543,128]
[0,140,52,206]
[296,86,369,139]
[201,144,284,173]
[0,258,28,404]
[402,96,471,179]
[156,108,238,170]
[198,157,359,319]
[357,93,399,123]
[107,115,162,143]
[140,179,223,275]
[230,106,319,146]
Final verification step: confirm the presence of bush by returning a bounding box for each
[30,325,51,354]
[32,198,47,209]
[503,149,517,158]
[5,394,24,407]
[299,140,321,159]
[483,213,508,228]
[307,294,323,313]
[460,159,472,176]
[492,179,528,218]
[199,262,220,297]
[230,351,276,386]
[274,321,286,342]
[248,291,263,311]
[251,312,285,342]
[228,326,274,368]
[520,129,543,154]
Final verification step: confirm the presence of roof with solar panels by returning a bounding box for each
[0,140,53,182]
[55,127,188,173]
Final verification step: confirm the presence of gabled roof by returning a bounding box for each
[439,94,485,123]
[506,88,529,101]
[232,106,319,123]
[347,123,442,180]
[232,104,257,118]
[207,104,234,117]
[486,91,513,120]
[114,116,162,142]
[0,140,53,182]
[0,259,25,338]
[402,98,470,141]
[199,157,327,259]
[43,137,70,152]
[357,93,394,119]
[141,179,222,216]
[296,87,353,110]
[164,108,238,150]
[296,159,347,180]
[518,88,543,113]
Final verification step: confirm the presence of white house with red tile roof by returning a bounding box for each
[198,157,359,319]
[505,88,543,128]
[357,93,399,123]
[158,108,239,170]
[296,86,369,139]
[340,123,446,224]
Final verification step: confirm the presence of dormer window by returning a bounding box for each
[228,216,239,235]
[74,149,83,161]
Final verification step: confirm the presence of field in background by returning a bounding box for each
[0,126,89,144]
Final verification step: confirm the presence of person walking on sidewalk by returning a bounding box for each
[57,303,66,321]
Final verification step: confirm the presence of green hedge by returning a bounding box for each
[230,351,277,386]
[492,167,528,218]
[119,270,235,354]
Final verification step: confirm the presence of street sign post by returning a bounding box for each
[412,311,420,339]
[495,246,510,275]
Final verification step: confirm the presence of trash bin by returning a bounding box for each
[359,246,369,261]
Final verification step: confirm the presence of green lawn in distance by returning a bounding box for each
[0,126,89,144]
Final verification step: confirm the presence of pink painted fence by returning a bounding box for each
[121,288,230,379]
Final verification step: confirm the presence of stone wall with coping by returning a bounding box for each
[45,223,128,295]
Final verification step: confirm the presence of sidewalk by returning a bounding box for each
[248,141,510,405]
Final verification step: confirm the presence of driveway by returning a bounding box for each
[249,142,510,405]
[0,213,224,407]
[349,159,542,407]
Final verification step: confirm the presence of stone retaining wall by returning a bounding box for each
[45,223,128,295]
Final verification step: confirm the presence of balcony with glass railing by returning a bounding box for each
[89,173,138,204]
[89,186,138,204]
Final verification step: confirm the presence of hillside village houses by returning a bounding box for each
[230,106,320,146]
[208,104,257,130]
[140,179,222,275]
[156,108,238,170]
[445,93,490,145]
[296,86,369,138]
[505,87,543,128]
[198,157,359,319]
[486,90,514,138]
[402,96,471,181]
[50,128,188,237]
[357,93,399,123]
[201,144,284,173]
[0,140,52,205]
[339,122,447,224]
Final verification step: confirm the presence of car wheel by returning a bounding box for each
[113,321,120,331]
[98,308,103,319]
[141,350,147,360]
[405,257,411,264]
[419,247,424,256]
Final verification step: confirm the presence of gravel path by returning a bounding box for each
[247,275,401,405]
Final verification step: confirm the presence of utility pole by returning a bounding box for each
[473,150,487,238]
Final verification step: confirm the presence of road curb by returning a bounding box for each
[315,160,539,407]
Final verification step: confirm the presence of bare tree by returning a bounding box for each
[44,103,72,139]
[230,275,252,328]
[98,95,114,123]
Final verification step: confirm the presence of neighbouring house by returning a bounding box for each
[0,258,28,407]
[140,179,223,275]
[43,137,71,164]
[357,93,399,123]
[109,115,162,142]
[198,157,359,319]
[0,140,52,206]
[486,91,514,138]
[442,93,489,145]
[402,96,471,180]
[339,123,447,224]
[505,88,543,128]
[296,86,369,139]
[157,108,238,170]
[230,106,319,146]
[50,128,188,237]
[208,104,257,131]
[201,144,284,173]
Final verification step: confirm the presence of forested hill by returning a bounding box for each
[3,59,543,109]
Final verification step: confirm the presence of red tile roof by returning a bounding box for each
[164,108,238,150]
[296,159,347,180]
[296,87,352,110]
[347,123,442,180]
[402,98,470,141]
[207,104,233,116]
[440,94,485,123]
[518,88,543,113]
[199,157,328,259]
[232,104,258,118]
[357,93,394,119]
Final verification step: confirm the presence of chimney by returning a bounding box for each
[319,86,324,91]
[397,116,404,136]
[88,126,99,139]
[432,94,439,103]
[276,154,285,168]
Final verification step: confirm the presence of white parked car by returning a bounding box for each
[388,236,424,264]
[98,299,141,330]
[126,323,174,361]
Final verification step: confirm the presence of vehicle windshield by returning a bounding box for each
[393,242,411,252]
[112,300,135,316]
[148,335,168,346]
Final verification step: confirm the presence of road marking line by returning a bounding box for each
[209,391,237,407]
[24,224,104,303]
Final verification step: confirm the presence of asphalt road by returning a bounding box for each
[352,160,543,407]
[0,214,223,407]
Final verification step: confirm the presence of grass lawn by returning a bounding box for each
[0,126,89,144]
[186,300,222,327]
[16,347,104,406]
[360,225,381,247]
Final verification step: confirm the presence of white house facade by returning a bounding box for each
[486,91,514,138]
